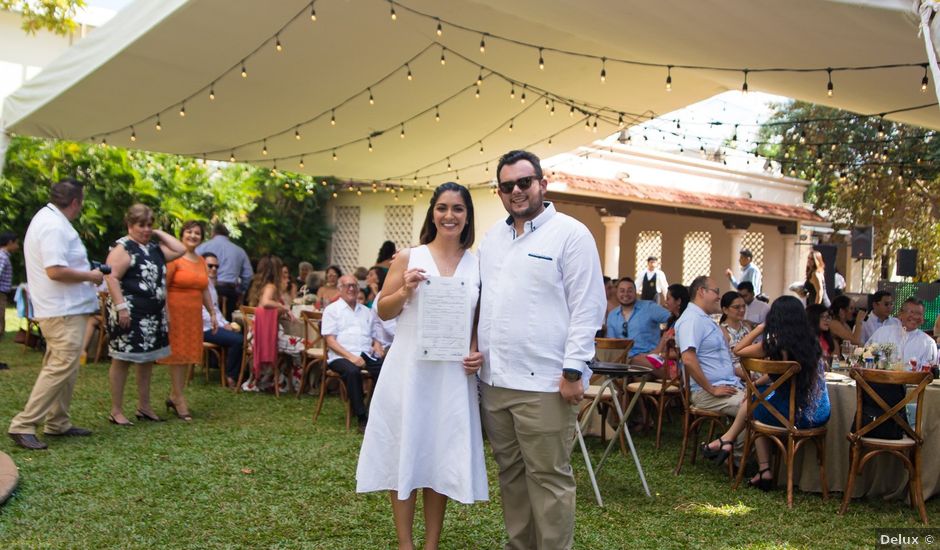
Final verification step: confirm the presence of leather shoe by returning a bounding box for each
[0,362,9,370]
[45,426,92,437]
[8,433,48,450]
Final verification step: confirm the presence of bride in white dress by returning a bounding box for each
[356,182,488,550]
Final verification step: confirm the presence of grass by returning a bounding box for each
[0,308,936,549]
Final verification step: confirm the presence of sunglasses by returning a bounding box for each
[497,175,539,194]
[621,321,629,338]
[206,264,219,269]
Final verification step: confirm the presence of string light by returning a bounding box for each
[129,126,136,142]
[390,3,396,20]
[229,152,236,162]
[922,64,929,92]
[209,84,215,101]
[368,88,375,105]
[509,119,514,132]
[310,3,316,21]
[510,83,515,99]
[479,34,486,53]
[476,69,483,86]
[299,157,304,168]
[179,103,186,117]
[241,61,247,78]
[440,47,446,65]
[600,57,607,83]
[330,109,336,126]
[741,69,749,94]
[406,63,413,81]
[275,35,283,52]
[262,139,268,155]
[665,65,672,92]
[368,137,373,152]
[155,115,161,131]
[550,101,555,116]
[538,48,544,70]
[475,85,480,98]
[520,87,526,104]
[877,117,885,138]
[295,127,301,140]
[400,123,406,139]
[826,68,833,97]
[436,18,442,36]
[479,141,484,154]
[435,105,440,122]
[618,113,624,128]
[332,149,337,161]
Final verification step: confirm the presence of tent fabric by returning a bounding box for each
[1,0,936,185]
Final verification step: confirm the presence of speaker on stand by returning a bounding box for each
[897,248,918,278]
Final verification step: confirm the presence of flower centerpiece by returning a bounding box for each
[852,342,897,369]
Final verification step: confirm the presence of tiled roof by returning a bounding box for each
[547,172,823,223]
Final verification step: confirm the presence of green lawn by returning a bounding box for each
[0,308,936,549]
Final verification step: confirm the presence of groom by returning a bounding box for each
[478,150,606,549]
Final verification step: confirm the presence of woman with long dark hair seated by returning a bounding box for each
[806,304,835,363]
[731,296,831,489]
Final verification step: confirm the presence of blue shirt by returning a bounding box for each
[730,263,762,295]
[674,302,741,392]
[606,300,670,356]
[196,235,253,292]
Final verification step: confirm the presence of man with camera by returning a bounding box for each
[8,179,104,450]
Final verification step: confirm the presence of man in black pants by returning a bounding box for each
[321,275,385,432]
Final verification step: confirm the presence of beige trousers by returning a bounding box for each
[480,383,578,550]
[9,314,89,435]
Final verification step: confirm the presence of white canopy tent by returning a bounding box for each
[2,0,938,185]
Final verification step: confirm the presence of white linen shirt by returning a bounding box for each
[861,314,901,344]
[23,203,98,319]
[478,202,606,393]
[321,298,374,363]
[201,282,224,332]
[867,324,937,367]
[370,291,397,349]
[744,299,770,325]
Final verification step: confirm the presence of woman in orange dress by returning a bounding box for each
[157,220,217,421]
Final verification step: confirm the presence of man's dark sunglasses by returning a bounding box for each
[206,264,220,269]
[497,175,539,194]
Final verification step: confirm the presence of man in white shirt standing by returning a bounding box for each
[321,275,385,432]
[637,256,668,304]
[867,297,937,366]
[8,179,104,450]
[861,290,900,344]
[726,248,762,296]
[479,150,606,550]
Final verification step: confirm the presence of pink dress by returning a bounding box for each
[252,307,279,380]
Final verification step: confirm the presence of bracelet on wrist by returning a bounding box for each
[115,302,129,312]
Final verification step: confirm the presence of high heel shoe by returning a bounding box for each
[135,409,164,422]
[165,398,193,422]
[701,438,733,465]
[108,414,134,427]
[748,467,774,492]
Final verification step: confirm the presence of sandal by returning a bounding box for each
[701,438,733,464]
[748,467,774,492]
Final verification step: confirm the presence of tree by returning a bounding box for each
[755,101,940,283]
[1,0,86,36]
[0,136,334,279]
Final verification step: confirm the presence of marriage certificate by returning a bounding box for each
[418,276,471,361]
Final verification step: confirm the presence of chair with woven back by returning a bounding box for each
[624,338,683,448]
[673,359,734,478]
[297,310,326,398]
[197,342,226,387]
[91,291,110,362]
[731,358,829,508]
[838,367,933,524]
[578,338,634,444]
[234,306,286,397]
[21,286,42,351]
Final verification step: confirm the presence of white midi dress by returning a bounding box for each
[356,245,488,504]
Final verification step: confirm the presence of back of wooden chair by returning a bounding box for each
[93,291,110,362]
[740,358,801,431]
[298,310,326,397]
[234,306,256,391]
[594,337,634,364]
[849,367,932,444]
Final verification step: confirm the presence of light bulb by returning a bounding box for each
[368,88,374,105]
[299,157,304,168]
[436,19,442,36]
[241,63,247,78]
[741,70,749,94]
[310,5,316,21]
[332,150,337,161]
[479,35,486,53]
[368,138,373,152]
[826,69,833,97]
[440,49,446,65]
[155,116,161,131]
[275,36,282,52]
[665,66,672,91]
[600,58,606,83]
[406,64,413,81]
[331,110,336,126]
[295,128,301,140]
[209,86,215,100]
[400,124,405,139]
[538,49,544,70]
[130,127,136,142]
[179,104,186,117]
[435,106,440,122]
[390,5,396,20]
[922,64,930,92]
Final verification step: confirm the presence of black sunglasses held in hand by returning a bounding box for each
[497,175,539,194]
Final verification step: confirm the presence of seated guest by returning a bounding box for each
[280,264,297,303]
[738,281,769,325]
[202,252,244,388]
[647,283,690,361]
[296,261,313,289]
[606,277,671,370]
[861,290,900,343]
[806,304,835,363]
[829,294,865,347]
[603,276,618,316]
[245,256,297,392]
[321,275,385,432]
[730,296,831,490]
[364,265,387,307]
[354,266,369,290]
[719,291,753,379]
[317,265,342,305]
[868,297,937,366]
[676,276,745,465]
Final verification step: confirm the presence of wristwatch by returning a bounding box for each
[562,368,583,382]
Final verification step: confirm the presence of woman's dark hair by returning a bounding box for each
[718,291,743,324]
[806,303,834,353]
[247,255,283,306]
[665,283,690,326]
[829,294,852,320]
[326,265,343,279]
[418,182,475,249]
[369,266,388,292]
[376,241,396,264]
[763,296,823,417]
[179,220,204,241]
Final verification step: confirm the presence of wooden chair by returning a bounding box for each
[673,359,734,478]
[624,339,683,448]
[579,338,634,444]
[297,310,326,397]
[21,286,42,351]
[89,291,110,363]
[312,336,374,431]
[200,342,226,386]
[732,358,828,508]
[839,368,933,524]
[235,306,285,397]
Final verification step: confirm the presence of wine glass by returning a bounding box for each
[840,341,854,370]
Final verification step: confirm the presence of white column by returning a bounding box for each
[600,216,626,278]
[781,234,798,297]
[726,228,746,283]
